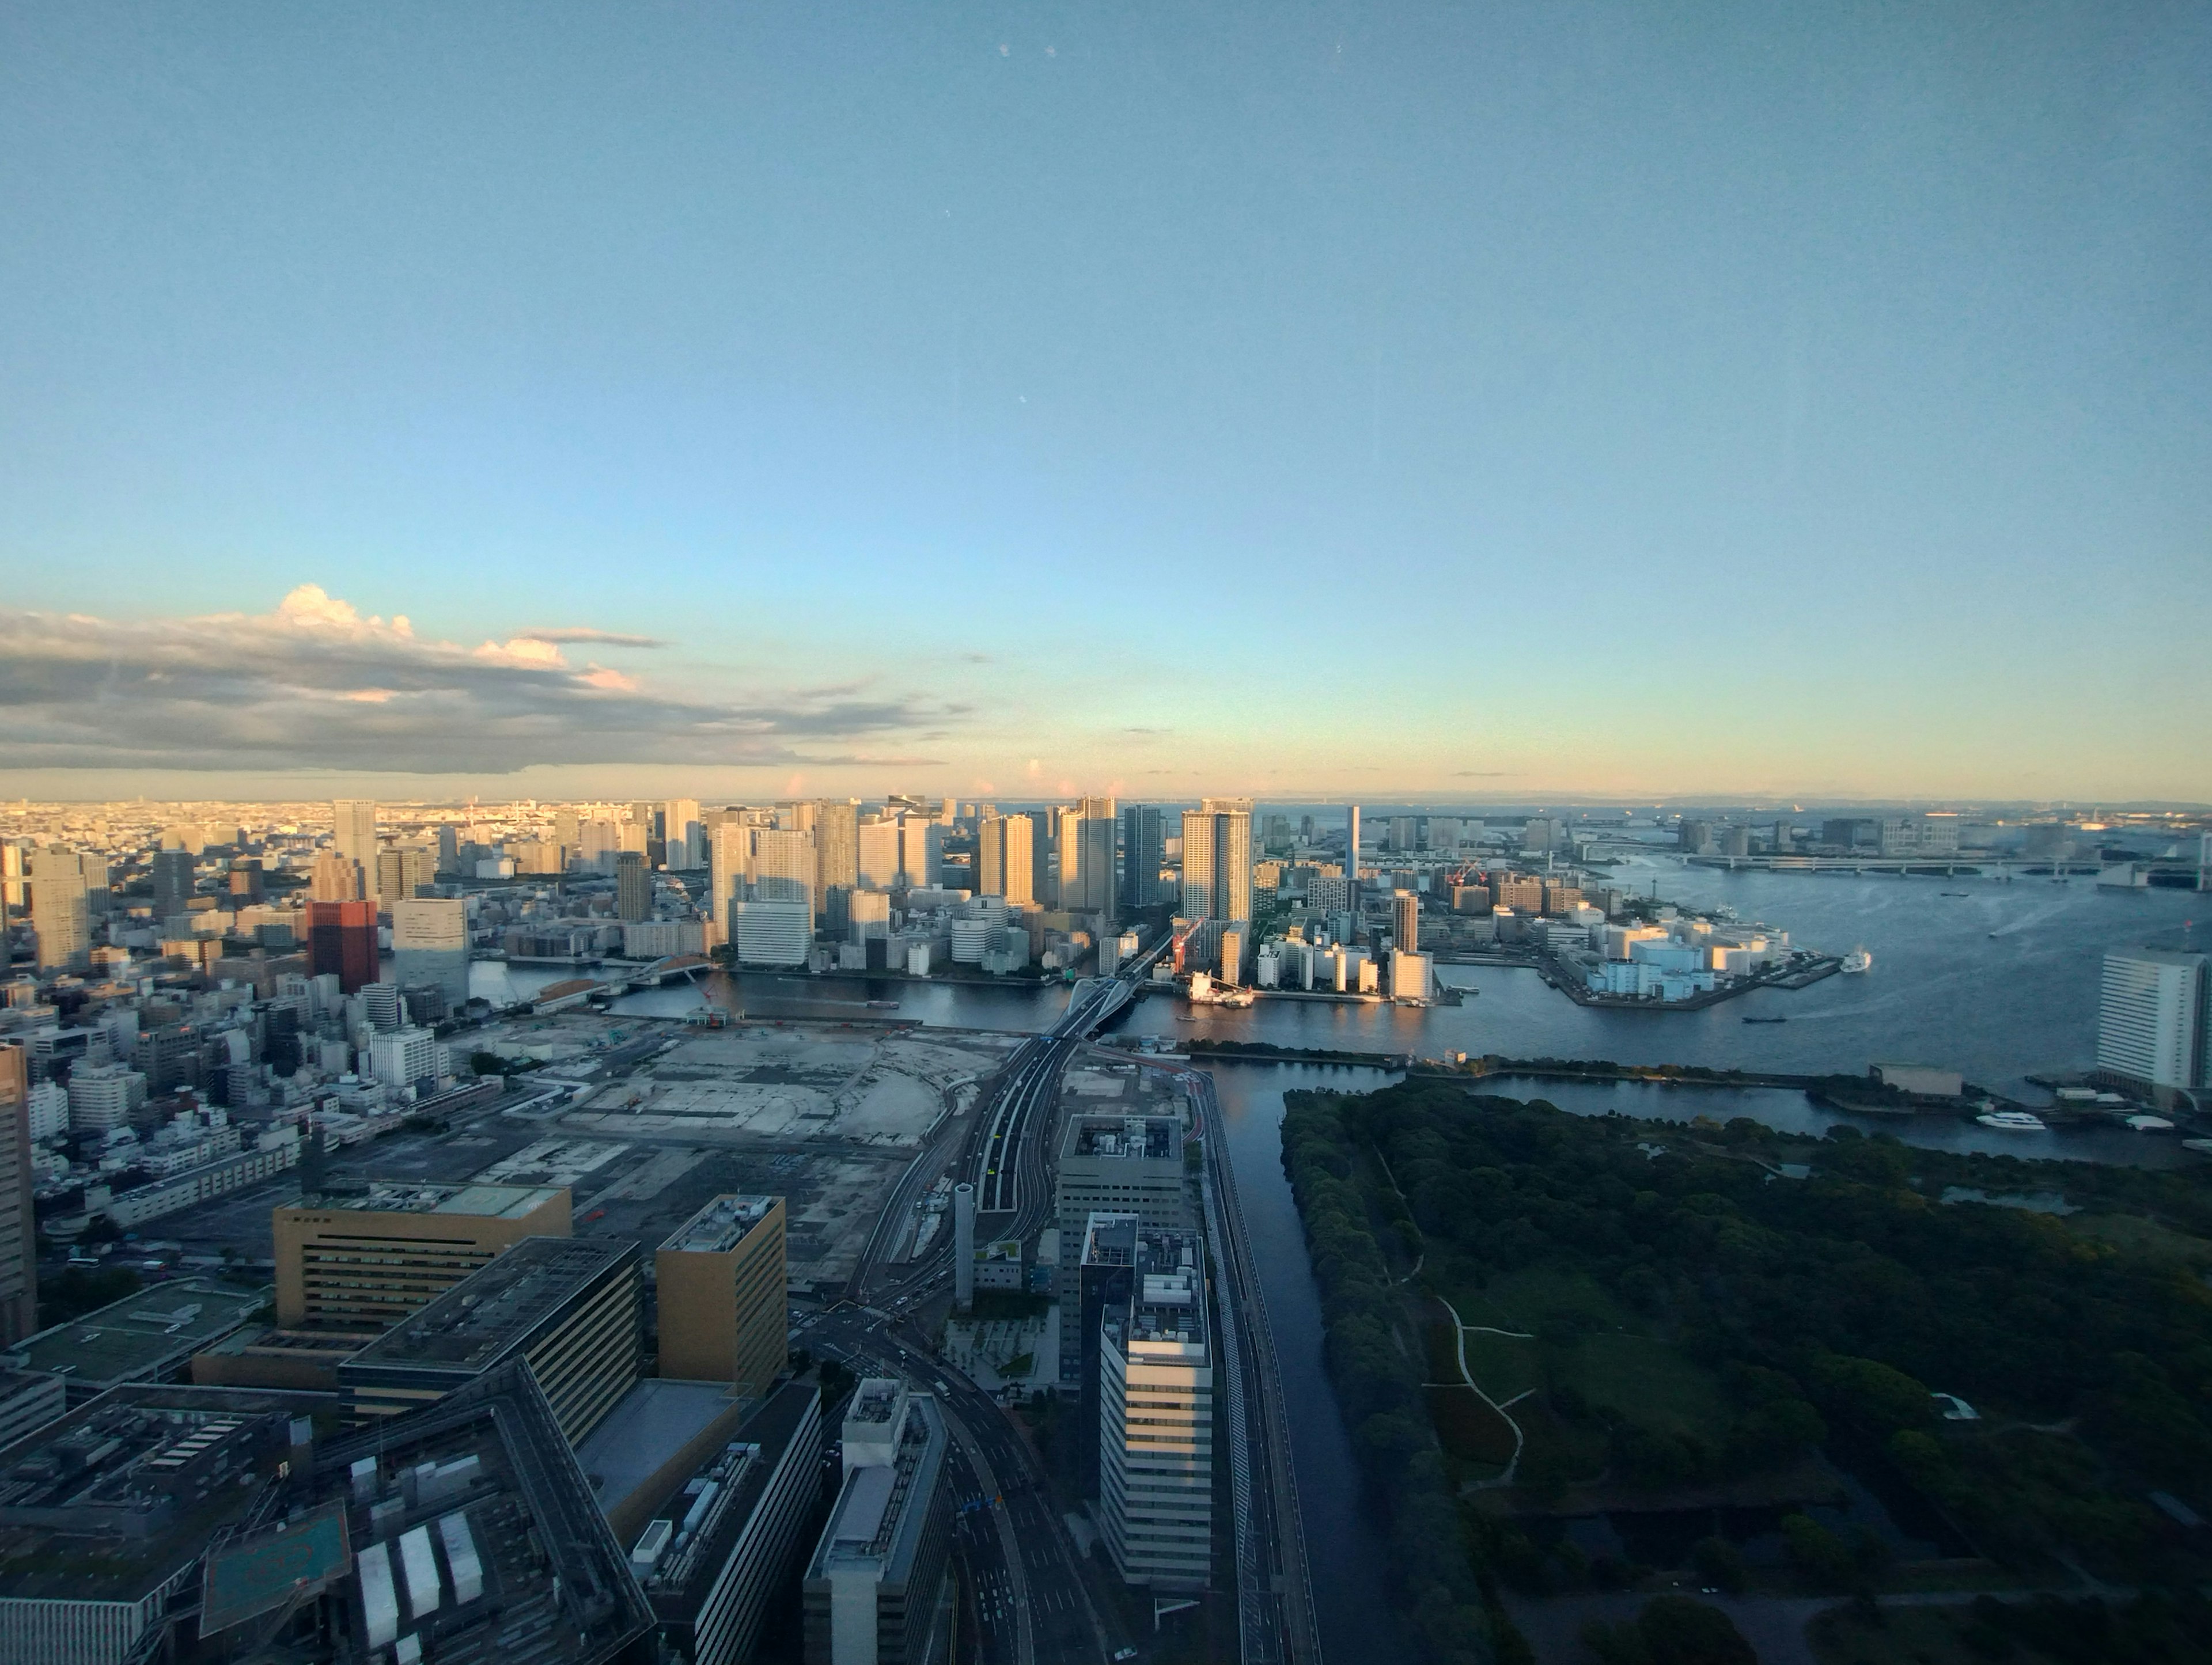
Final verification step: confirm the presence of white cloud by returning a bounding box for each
[0,586,961,774]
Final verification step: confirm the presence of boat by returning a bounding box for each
[2123,1114,2175,1132]
[865,999,901,1010]
[1940,891,1969,897]
[1217,988,1255,1008]
[1743,1015,1787,1025]
[1841,946,1872,974]
[1975,1110,2048,1132]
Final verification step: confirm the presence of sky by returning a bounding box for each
[2,2,2207,805]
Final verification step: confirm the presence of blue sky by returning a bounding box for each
[2,2,2206,802]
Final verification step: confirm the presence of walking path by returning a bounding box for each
[1436,1294,1525,1486]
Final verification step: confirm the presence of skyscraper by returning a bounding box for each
[2097,949,2208,1102]
[1077,814,1118,916]
[333,799,380,902]
[813,799,859,894]
[710,820,752,944]
[615,851,653,923]
[857,816,902,890]
[662,798,703,869]
[901,817,945,889]
[752,829,819,926]
[1345,805,1361,877]
[1392,890,1419,953]
[978,814,1035,904]
[150,848,195,923]
[1049,806,1085,908]
[306,900,379,993]
[1178,807,1252,926]
[29,849,89,972]
[1119,805,1165,910]
[393,897,471,1006]
[309,849,358,902]
[0,1044,36,1345]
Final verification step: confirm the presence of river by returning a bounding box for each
[459,866,2205,1658]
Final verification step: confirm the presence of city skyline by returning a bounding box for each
[3,6,2207,803]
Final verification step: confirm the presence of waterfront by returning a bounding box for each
[460,867,2206,1655]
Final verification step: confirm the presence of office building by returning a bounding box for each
[814,800,860,896]
[393,896,471,1006]
[1119,805,1165,910]
[5,1278,270,1401]
[619,1379,823,1665]
[67,1061,148,1132]
[272,1180,571,1329]
[340,1235,642,1442]
[2097,949,2209,1103]
[376,843,439,902]
[150,848,195,923]
[309,848,358,901]
[1392,889,1419,953]
[334,798,381,901]
[259,1361,657,1665]
[0,1368,62,1450]
[657,1194,787,1393]
[1391,949,1434,1003]
[1056,1116,1192,1376]
[30,849,89,972]
[1098,1228,1213,1591]
[307,898,379,993]
[1880,815,1962,858]
[0,1048,32,1345]
[1346,804,1361,878]
[1071,801,1118,915]
[978,814,1035,904]
[711,821,753,943]
[368,1026,443,1095]
[802,1379,952,1665]
[0,1383,331,1665]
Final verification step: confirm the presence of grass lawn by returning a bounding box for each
[2065,1211,2212,1268]
[1477,1265,1631,1332]
[1559,1332,1732,1443]
[1461,1330,1545,1404]
[1427,1383,1517,1465]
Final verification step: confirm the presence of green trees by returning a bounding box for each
[1581,1596,1755,1665]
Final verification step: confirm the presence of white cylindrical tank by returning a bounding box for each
[953,1181,976,1311]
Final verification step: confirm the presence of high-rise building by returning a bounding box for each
[1177,807,1251,926]
[309,848,358,901]
[29,849,89,972]
[0,1045,35,1345]
[306,898,379,992]
[813,799,859,895]
[655,1194,788,1394]
[271,1179,571,1329]
[1056,1115,1193,1375]
[751,829,817,924]
[616,851,653,923]
[1391,815,1418,853]
[1098,1226,1213,1590]
[1346,805,1362,878]
[732,898,812,966]
[2097,949,2208,1103]
[900,817,944,889]
[150,848,196,923]
[333,798,380,901]
[376,843,438,902]
[857,816,903,890]
[802,1380,952,1665]
[0,843,22,911]
[978,814,1035,904]
[710,820,753,945]
[664,798,704,868]
[1392,890,1419,953]
[1119,805,1165,911]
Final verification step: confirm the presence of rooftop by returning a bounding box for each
[5,1277,270,1390]
[806,1391,945,1588]
[1067,1114,1179,1162]
[1123,1230,1208,1350]
[281,1180,565,1219]
[0,1383,323,1609]
[660,1193,778,1256]
[576,1376,743,1527]
[344,1237,634,1375]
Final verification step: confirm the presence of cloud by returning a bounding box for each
[0,586,959,774]
[512,627,668,647]
[1452,770,1516,777]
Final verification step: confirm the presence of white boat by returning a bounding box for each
[1841,946,1872,974]
[2123,1115,2175,1132]
[1975,1110,2047,1132]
